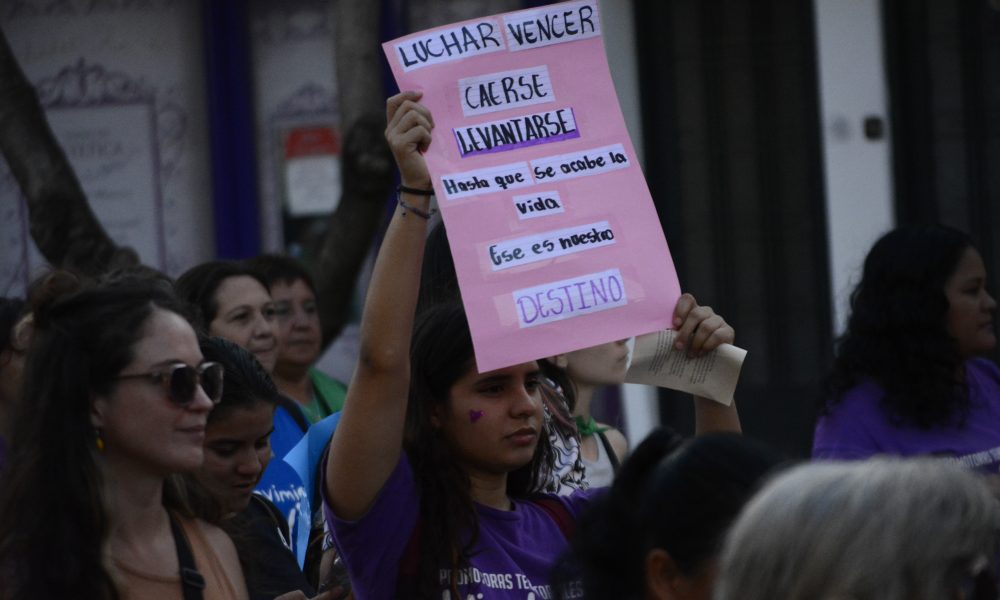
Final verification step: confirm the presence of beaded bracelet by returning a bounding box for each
[396,185,437,219]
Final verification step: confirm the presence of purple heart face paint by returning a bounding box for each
[469,409,485,424]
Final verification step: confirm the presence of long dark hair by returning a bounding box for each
[556,429,782,599]
[0,280,192,600]
[405,301,554,597]
[826,224,975,428]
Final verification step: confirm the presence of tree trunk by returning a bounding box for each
[312,0,394,346]
[0,26,137,278]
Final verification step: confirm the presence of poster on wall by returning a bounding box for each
[0,98,166,295]
[282,125,342,217]
[383,0,681,372]
[0,1,217,297]
[47,104,166,265]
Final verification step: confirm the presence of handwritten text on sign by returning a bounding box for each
[459,66,554,117]
[512,191,564,220]
[503,1,600,51]
[384,0,681,371]
[395,21,505,71]
[440,144,631,200]
[488,220,615,270]
[513,268,627,328]
[454,107,579,157]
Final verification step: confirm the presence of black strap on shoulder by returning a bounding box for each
[252,493,292,547]
[596,430,621,473]
[168,512,206,600]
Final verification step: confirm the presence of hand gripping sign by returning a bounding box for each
[383,0,681,372]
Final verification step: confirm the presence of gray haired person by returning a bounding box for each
[715,458,1000,600]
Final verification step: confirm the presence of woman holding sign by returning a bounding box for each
[321,91,741,599]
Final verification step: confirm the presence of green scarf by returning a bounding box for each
[575,415,608,437]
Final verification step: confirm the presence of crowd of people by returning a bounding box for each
[1,89,999,600]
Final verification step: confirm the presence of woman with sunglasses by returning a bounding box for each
[0,279,248,599]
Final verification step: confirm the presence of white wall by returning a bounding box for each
[813,0,895,336]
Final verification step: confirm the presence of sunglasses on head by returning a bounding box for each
[115,362,224,406]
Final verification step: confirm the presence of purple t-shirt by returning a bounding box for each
[325,455,598,600]
[813,358,1000,471]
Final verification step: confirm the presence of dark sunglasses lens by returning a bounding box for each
[168,366,198,405]
[200,363,224,403]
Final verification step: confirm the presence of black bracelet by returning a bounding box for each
[397,193,437,219]
[397,184,435,196]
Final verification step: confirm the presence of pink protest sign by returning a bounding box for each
[383,0,681,372]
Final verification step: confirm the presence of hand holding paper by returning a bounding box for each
[625,294,747,406]
[671,293,734,356]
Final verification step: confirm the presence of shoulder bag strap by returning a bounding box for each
[530,497,576,539]
[168,512,206,600]
[596,430,621,473]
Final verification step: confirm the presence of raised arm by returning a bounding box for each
[671,293,743,434]
[324,91,435,519]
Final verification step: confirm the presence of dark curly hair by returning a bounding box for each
[826,224,977,429]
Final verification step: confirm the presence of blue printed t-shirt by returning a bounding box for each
[254,404,310,564]
[325,455,599,600]
[813,358,1000,472]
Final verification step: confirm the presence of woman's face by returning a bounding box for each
[209,276,278,373]
[270,278,322,371]
[563,339,630,387]
[91,308,215,475]
[436,360,544,477]
[944,247,997,358]
[197,403,274,515]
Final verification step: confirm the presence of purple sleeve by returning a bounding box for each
[323,456,419,600]
[970,357,1000,386]
[812,382,884,460]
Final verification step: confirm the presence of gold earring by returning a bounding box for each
[95,429,104,452]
